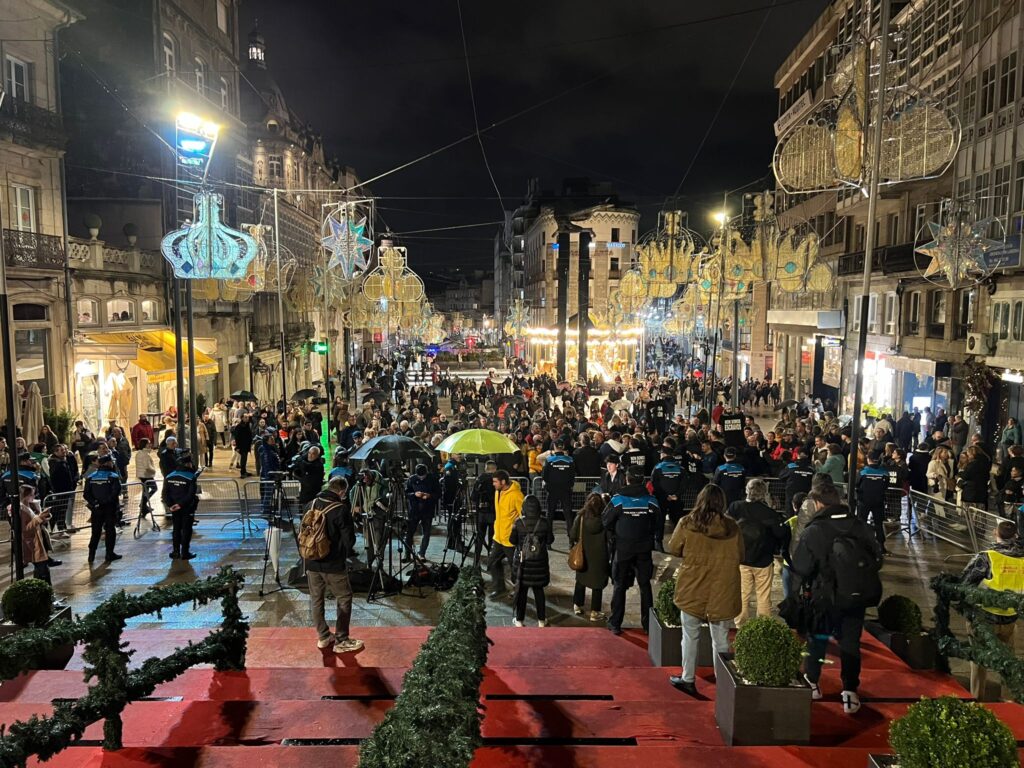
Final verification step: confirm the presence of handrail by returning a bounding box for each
[0,567,248,765]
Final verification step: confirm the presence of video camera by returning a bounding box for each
[266,470,290,483]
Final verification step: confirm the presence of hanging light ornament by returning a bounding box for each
[360,245,426,333]
[914,199,1005,288]
[504,297,530,340]
[160,190,257,279]
[635,211,700,298]
[321,204,373,280]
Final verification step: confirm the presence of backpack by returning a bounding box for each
[514,518,545,571]
[814,528,882,615]
[298,501,337,561]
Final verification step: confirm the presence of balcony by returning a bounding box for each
[4,230,64,270]
[0,97,65,149]
[837,243,917,276]
[67,237,164,275]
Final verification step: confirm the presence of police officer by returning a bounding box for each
[162,452,199,560]
[470,459,498,562]
[712,447,747,506]
[651,443,684,551]
[542,439,576,536]
[602,464,660,635]
[779,447,815,515]
[857,449,890,553]
[83,453,122,564]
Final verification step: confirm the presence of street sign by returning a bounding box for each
[312,340,329,354]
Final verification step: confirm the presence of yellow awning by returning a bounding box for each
[82,330,219,384]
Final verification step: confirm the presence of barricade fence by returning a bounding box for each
[909,490,975,554]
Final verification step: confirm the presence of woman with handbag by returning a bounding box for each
[927,446,952,502]
[509,494,553,627]
[569,492,609,622]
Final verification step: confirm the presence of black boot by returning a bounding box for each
[170,550,180,559]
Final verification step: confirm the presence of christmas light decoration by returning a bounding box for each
[160,191,257,279]
[321,206,372,280]
[914,200,1004,287]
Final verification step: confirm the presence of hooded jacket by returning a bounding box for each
[666,514,743,621]
[493,480,525,547]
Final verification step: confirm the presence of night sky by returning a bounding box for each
[240,0,829,275]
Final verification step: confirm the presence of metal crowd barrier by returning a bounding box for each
[966,504,1008,555]
[530,476,602,511]
[196,478,244,516]
[908,490,975,554]
[241,478,301,517]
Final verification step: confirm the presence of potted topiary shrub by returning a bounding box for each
[123,222,138,247]
[83,213,102,240]
[715,615,811,746]
[0,578,74,669]
[868,695,1019,767]
[866,595,937,670]
[648,577,713,667]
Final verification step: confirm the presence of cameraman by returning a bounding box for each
[405,463,440,560]
[471,460,497,561]
[351,468,388,566]
[162,452,199,560]
[293,445,325,507]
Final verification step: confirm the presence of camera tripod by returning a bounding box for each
[258,476,300,596]
[366,474,427,602]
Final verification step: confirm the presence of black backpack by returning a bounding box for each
[814,526,882,615]
[514,518,545,570]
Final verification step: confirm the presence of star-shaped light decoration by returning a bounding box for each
[321,209,372,279]
[915,212,1003,287]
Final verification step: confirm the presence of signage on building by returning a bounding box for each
[989,234,1022,270]
[373,332,383,343]
[773,90,814,137]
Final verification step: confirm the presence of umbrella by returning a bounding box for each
[292,388,318,401]
[492,394,526,408]
[23,382,42,442]
[610,399,630,412]
[230,390,256,401]
[775,399,799,411]
[348,434,434,463]
[437,429,520,455]
[557,380,572,390]
[363,389,389,405]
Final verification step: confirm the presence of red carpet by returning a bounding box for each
[0,626,1016,767]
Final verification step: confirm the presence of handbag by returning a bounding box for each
[568,514,586,572]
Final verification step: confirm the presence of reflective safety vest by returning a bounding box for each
[981,549,1024,617]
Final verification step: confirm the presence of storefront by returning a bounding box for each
[840,349,896,415]
[887,356,952,416]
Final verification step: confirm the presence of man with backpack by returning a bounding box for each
[300,475,362,654]
[727,478,790,626]
[792,483,882,715]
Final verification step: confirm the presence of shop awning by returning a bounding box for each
[82,330,219,384]
[886,355,952,378]
[766,309,844,334]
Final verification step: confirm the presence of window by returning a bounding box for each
[868,293,880,333]
[76,299,97,326]
[14,329,49,403]
[1000,53,1017,109]
[963,75,977,122]
[852,294,863,331]
[981,64,997,116]
[956,289,975,339]
[268,154,282,178]
[194,57,206,94]
[907,290,921,334]
[162,33,175,74]
[610,227,620,243]
[1014,301,1024,341]
[994,301,1011,340]
[884,292,897,334]
[610,256,619,272]
[220,77,230,110]
[887,213,900,244]
[106,299,135,324]
[216,0,229,33]
[10,184,35,232]
[995,165,1012,222]
[854,223,865,250]
[140,299,160,323]
[12,303,46,321]
[4,55,29,102]
[976,172,991,219]
[929,291,947,336]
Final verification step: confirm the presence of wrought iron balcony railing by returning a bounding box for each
[4,229,64,269]
[0,97,65,148]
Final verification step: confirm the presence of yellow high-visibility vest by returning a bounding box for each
[981,550,1024,617]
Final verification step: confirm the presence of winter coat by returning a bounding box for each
[493,481,525,547]
[20,501,47,565]
[666,514,743,622]
[818,454,846,484]
[957,458,990,504]
[570,510,609,590]
[727,499,790,568]
[509,496,553,587]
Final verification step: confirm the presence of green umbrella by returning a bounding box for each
[437,429,520,455]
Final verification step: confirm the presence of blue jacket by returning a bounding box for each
[162,469,198,514]
[713,462,747,505]
[542,453,576,494]
[651,459,683,500]
[602,484,660,556]
[857,465,889,507]
[83,468,122,508]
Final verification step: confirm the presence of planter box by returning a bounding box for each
[0,605,73,670]
[865,621,937,670]
[866,756,897,767]
[647,608,713,668]
[714,652,811,746]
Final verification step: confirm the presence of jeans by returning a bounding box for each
[680,610,730,683]
[805,608,865,691]
[514,583,546,622]
[573,583,603,612]
[474,513,494,560]
[238,449,250,476]
[736,564,774,626]
[307,570,354,642]
[609,551,653,631]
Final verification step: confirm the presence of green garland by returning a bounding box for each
[359,566,488,768]
[962,358,997,418]
[0,567,248,767]
[932,574,1024,702]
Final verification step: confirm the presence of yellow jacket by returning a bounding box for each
[528,449,542,475]
[493,481,525,547]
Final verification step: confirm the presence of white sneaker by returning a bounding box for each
[334,638,364,654]
[573,604,584,616]
[589,611,607,623]
[538,620,548,627]
[317,635,334,649]
[804,674,822,700]
[512,618,524,627]
[841,690,861,714]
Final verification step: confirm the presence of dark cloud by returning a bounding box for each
[241,0,828,273]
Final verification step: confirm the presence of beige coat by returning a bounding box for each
[20,502,47,564]
[667,515,744,622]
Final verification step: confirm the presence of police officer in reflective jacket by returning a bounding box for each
[83,453,122,564]
[602,464,660,635]
[162,452,199,560]
[542,439,576,536]
[857,449,890,554]
[651,443,684,551]
[712,447,747,506]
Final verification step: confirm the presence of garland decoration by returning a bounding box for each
[359,566,488,768]
[962,357,997,417]
[0,567,248,767]
[932,573,1024,702]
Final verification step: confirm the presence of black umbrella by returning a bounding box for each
[348,435,433,463]
[775,399,799,411]
[230,390,256,401]
[493,394,526,408]
[292,388,318,401]
[364,389,389,405]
